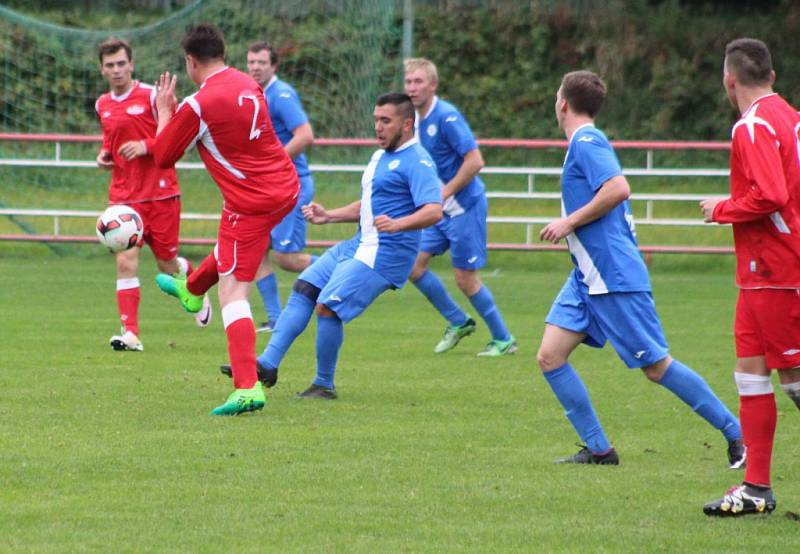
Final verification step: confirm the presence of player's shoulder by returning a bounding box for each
[272,78,299,98]
[572,125,612,150]
[433,98,465,122]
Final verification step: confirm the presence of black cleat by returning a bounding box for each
[703,484,776,517]
[556,445,619,465]
[296,384,338,400]
[219,361,278,388]
[727,438,746,470]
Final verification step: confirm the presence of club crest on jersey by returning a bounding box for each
[427,124,437,137]
[126,104,146,116]
[388,160,400,170]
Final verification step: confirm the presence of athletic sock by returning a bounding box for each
[258,291,315,370]
[313,313,344,390]
[736,373,777,487]
[256,273,282,322]
[413,270,467,327]
[543,363,611,454]
[186,253,219,296]
[468,285,511,341]
[658,359,741,441]
[116,277,140,335]
[222,300,257,389]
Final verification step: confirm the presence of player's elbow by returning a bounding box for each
[611,177,631,202]
[426,204,443,226]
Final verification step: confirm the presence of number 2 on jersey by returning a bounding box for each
[238,94,262,140]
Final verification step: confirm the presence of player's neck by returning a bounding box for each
[737,86,775,115]
[194,60,227,84]
[563,115,594,141]
[110,80,134,97]
[419,96,436,119]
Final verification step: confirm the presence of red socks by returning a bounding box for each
[187,252,219,296]
[740,393,777,487]
[222,300,257,389]
[116,277,140,335]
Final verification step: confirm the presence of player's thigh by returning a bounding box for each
[545,274,606,349]
[588,292,669,369]
[298,238,359,291]
[216,210,273,283]
[737,288,800,369]
[139,197,181,262]
[448,197,487,270]
[318,258,392,323]
[419,218,450,257]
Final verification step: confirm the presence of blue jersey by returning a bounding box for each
[265,76,310,177]
[561,124,650,294]
[354,137,442,287]
[417,96,484,213]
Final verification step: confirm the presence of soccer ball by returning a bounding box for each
[96,205,144,253]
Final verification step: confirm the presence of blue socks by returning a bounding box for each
[256,273,282,323]
[544,363,612,454]
[468,285,510,341]
[258,291,315,370]
[313,314,344,389]
[413,271,467,327]
[658,359,742,441]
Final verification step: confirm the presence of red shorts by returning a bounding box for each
[214,201,295,282]
[126,197,181,261]
[735,288,800,369]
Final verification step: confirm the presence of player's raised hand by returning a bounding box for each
[118,140,147,161]
[96,149,114,170]
[155,72,177,116]
[302,202,329,224]
[540,217,574,244]
[374,214,401,233]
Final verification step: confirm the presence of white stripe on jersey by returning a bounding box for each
[561,199,608,294]
[183,94,246,180]
[770,211,791,234]
[354,150,384,269]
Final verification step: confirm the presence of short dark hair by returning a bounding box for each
[248,41,278,66]
[560,70,607,118]
[725,38,773,86]
[376,92,415,123]
[181,23,225,63]
[98,37,132,64]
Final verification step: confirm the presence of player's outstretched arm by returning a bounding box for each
[374,203,443,233]
[303,200,361,225]
[540,175,630,243]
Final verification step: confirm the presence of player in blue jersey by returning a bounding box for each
[219,92,442,397]
[403,58,516,357]
[537,70,743,466]
[246,42,317,332]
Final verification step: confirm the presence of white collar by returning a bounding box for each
[568,122,595,145]
[265,75,278,91]
[743,92,778,117]
[201,65,229,87]
[387,135,419,153]
[110,81,137,102]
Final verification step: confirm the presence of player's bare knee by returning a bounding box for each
[779,375,800,409]
[315,303,336,317]
[454,270,480,295]
[537,347,564,372]
[156,257,179,275]
[641,357,671,383]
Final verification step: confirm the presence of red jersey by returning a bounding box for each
[713,93,800,289]
[96,81,179,204]
[151,67,299,215]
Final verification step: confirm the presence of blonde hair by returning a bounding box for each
[404,57,438,83]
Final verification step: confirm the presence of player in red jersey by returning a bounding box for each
[95,37,205,353]
[701,38,800,517]
[145,24,299,415]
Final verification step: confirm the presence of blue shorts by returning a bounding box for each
[420,195,487,270]
[318,258,392,323]
[271,173,314,253]
[546,273,669,368]
[298,237,358,290]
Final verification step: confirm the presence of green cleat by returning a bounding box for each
[477,335,518,357]
[434,317,477,353]
[209,383,266,416]
[155,273,204,313]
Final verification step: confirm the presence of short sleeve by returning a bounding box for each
[439,111,478,157]
[408,154,443,207]
[574,136,623,191]
[274,88,309,132]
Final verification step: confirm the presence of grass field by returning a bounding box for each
[1,249,798,552]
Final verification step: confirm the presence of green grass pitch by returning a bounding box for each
[1,248,798,551]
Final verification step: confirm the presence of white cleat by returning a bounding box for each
[109,330,144,352]
[194,294,212,327]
